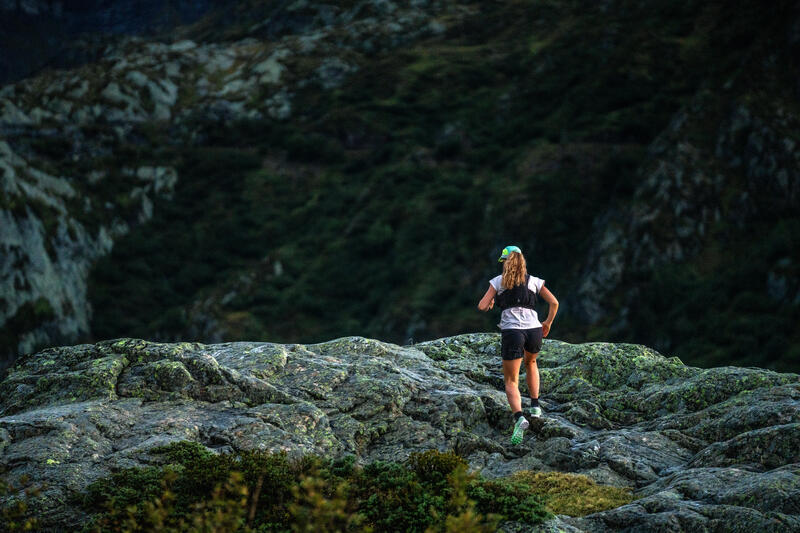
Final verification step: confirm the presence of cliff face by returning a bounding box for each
[0,126,178,370]
[0,333,798,531]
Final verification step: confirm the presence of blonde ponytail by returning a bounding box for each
[501,252,527,289]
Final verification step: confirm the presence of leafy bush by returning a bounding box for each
[82,465,168,513]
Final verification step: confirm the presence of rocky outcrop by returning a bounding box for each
[0,333,798,531]
[0,137,178,369]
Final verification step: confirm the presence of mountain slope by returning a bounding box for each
[1,0,798,372]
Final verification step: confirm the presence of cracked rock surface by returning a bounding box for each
[0,333,799,531]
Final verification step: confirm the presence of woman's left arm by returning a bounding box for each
[477,284,497,311]
[539,285,559,337]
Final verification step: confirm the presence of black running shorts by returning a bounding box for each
[500,328,543,360]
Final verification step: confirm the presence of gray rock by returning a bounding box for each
[0,98,32,125]
[266,88,292,120]
[252,47,291,85]
[125,70,149,87]
[315,56,358,89]
[0,334,798,531]
[145,79,178,120]
[67,80,89,99]
[100,81,138,108]
[169,40,197,53]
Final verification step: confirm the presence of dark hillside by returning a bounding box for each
[1,0,798,372]
[85,0,800,370]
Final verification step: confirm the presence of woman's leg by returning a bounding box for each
[523,350,539,399]
[502,358,523,412]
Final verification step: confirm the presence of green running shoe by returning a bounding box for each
[510,415,529,445]
[528,406,542,418]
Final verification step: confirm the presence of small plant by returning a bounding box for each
[289,475,367,532]
[408,449,468,484]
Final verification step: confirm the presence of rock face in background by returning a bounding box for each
[0,127,178,367]
[0,126,181,354]
[0,333,798,531]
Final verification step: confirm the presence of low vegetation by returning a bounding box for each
[69,441,633,532]
[510,471,634,517]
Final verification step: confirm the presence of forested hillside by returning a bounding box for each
[1,0,798,373]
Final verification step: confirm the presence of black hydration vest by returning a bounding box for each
[495,274,538,311]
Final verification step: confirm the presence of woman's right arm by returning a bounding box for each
[477,284,497,311]
[539,285,559,337]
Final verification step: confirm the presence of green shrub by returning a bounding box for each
[408,449,468,484]
[81,465,174,522]
[466,478,550,524]
[77,443,553,532]
[355,460,442,531]
[288,476,367,533]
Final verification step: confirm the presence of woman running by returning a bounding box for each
[477,245,559,445]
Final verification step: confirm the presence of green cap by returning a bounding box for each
[498,245,522,262]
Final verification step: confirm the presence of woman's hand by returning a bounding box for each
[539,285,558,337]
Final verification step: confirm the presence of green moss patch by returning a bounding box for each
[510,471,634,517]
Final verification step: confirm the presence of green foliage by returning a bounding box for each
[149,440,215,464]
[355,460,438,531]
[82,465,171,516]
[621,218,800,371]
[288,476,367,533]
[466,478,550,525]
[408,449,468,484]
[286,132,345,164]
[77,443,553,532]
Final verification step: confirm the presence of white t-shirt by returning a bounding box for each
[489,274,545,330]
